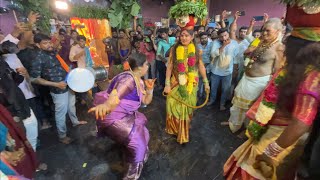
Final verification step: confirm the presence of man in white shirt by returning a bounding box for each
[208,28,239,111]
[69,35,95,105]
[69,35,94,68]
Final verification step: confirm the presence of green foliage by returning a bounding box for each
[169,1,208,19]
[262,100,276,109]
[247,121,268,142]
[279,0,320,7]
[274,74,285,85]
[178,85,188,98]
[107,0,140,29]
[6,0,140,32]
[5,0,52,33]
[71,5,109,19]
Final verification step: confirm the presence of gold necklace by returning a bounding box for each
[245,39,278,69]
[251,39,278,60]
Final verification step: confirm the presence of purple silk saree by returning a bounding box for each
[94,71,149,165]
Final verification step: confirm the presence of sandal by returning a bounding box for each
[36,163,48,172]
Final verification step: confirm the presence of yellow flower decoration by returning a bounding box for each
[176,46,185,61]
[305,65,315,74]
[278,69,286,77]
[250,38,260,47]
[187,43,196,54]
[255,102,275,125]
[186,72,196,94]
[175,43,198,97]
[245,121,254,138]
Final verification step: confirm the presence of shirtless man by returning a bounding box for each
[227,18,285,133]
[117,29,132,62]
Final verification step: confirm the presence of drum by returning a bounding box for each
[87,66,108,82]
[66,68,95,93]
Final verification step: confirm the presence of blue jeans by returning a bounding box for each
[144,60,156,79]
[23,109,38,151]
[209,74,232,106]
[50,90,79,138]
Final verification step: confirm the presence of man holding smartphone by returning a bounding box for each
[229,11,249,43]
[229,11,250,96]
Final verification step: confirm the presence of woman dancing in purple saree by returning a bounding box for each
[89,53,156,180]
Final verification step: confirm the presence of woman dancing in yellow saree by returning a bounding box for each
[163,19,210,144]
[163,0,210,144]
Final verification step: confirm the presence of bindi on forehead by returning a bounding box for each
[181,30,192,35]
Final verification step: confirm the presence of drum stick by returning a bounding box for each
[13,10,18,23]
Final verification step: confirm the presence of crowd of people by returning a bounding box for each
[0,1,320,180]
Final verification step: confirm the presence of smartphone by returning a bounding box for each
[224,21,230,27]
[214,15,221,22]
[18,16,28,23]
[253,16,264,21]
[238,11,246,16]
[208,22,216,28]
[155,22,162,27]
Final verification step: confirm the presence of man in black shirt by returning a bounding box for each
[30,34,87,144]
[17,32,52,130]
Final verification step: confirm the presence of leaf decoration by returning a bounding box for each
[278,0,320,7]
[247,121,268,142]
[107,0,141,29]
[169,1,208,19]
[108,13,120,27]
[72,5,109,19]
[72,0,140,29]
[5,0,52,33]
[131,2,140,16]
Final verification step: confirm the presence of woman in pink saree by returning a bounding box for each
[89,53,156,180]
[223,4,320,178]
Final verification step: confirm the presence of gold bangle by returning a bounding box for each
[146,89,153,95]
[203,78,209,84]
[165,79,170,86]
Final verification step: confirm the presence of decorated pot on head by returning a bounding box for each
[281,0,320,42]
[169,0,207,30]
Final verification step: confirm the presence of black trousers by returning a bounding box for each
[298,114,320,179]
[156,60,166,87]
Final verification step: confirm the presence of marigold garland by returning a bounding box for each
[248,65,315,141]
[254,70,285,125]
[176,43,197,97]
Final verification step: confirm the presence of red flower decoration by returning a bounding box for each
[195,77,199,82]
[264,81,279,103]
[188,56,196,67]
[181,15,196,31]
[177,63,186,72]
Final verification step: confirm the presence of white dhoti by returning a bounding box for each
[228,74,271,133]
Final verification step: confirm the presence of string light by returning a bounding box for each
[55,0,68,10]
